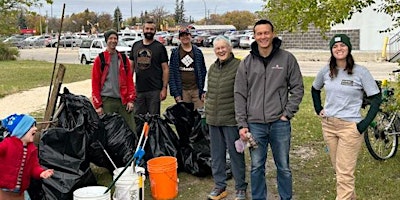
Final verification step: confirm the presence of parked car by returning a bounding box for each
[230,37,240,48]
[48,35,82,47]
[223,30,237,37]
[33,35,52,47]
[78,38,131,64]
[239,34,255,49]
[155,35,167,46]
[120,35,142,47]
[118,31,142,39]
[171,33,180,46]
[73,32,89,39]
[226,30,251,48]
[18,36,40,48]
[203,35,217,47]
[155,31,171,44]
[2,35,28,47]
[88,33,105,39]
[192,33,210,47]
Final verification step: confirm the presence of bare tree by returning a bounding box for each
[148,6,170,30]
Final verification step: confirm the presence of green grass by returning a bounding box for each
[0,60,91,98]
[2,60,400,199]
[74,80,400,199]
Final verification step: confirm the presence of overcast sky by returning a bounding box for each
[36,0,265,21]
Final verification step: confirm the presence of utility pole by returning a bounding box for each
[45,10,48,34]
[201,0,207,25]
[130,0,133,20]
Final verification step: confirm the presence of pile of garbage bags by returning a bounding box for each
[28,88,224,199]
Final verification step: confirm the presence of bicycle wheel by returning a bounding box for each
[364,111,398,160]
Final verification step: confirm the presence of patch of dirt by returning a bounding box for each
[291,145,318,161]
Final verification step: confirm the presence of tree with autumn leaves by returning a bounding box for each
[260,0,399,33]
[0,0,53,35]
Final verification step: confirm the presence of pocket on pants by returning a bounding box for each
[351,122,362,137]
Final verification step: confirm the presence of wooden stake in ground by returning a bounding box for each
[40,3,66,135]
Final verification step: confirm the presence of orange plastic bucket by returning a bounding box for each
[147,156,178,200]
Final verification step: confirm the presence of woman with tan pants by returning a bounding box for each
[311,34,382,200]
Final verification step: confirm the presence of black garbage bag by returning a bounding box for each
[28,168,97,200]
[163,102,195,148]
[27,179,45,200]
[58,88,104,140]
[100,113,137,170]
[182,112,212,176]
[164,103,213,176]
[135,114,180,169]
[0,121,9,142]
[57,88,107,168]
[37,127,97,200]
[29,88,102,200]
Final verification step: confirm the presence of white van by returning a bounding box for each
[118,30,142,38]
[74,32,89,39]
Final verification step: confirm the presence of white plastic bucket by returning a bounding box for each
[113,166,145,200]
[73,186,110,200]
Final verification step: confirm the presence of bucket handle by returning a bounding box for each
[151,170,179,184]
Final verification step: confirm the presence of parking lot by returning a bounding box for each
[17,46,398,80]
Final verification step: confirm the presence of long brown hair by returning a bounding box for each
[328,54,355,78]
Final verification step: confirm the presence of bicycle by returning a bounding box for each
[364,69,400,160]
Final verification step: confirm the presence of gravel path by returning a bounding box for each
[0,80,91,119]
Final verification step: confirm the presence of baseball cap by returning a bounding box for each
[178,28,191,36]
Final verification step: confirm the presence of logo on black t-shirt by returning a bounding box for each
[180,54,194,71]
[137,48,152,70]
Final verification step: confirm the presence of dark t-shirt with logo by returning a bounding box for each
[179,47,197,90]
[130,40,168,92]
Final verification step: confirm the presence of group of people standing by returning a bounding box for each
[0,18,382,200]
[89,19,381,200]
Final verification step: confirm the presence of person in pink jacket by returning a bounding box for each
[0,114,54,200]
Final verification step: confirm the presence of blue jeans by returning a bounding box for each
[209,125,247,191]
[249,120,292,200]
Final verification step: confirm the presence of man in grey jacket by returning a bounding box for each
[234,19,304,200]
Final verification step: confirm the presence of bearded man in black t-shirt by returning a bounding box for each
[129,21,169,115]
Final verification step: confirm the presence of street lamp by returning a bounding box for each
[202,0,207,25]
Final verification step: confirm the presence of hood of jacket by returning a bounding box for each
[250,37,282,60]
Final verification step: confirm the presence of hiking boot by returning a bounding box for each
[235,189,246,200]
[207,188,227,200]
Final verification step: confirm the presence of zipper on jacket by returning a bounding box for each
[263,58,269,122]
[278,90,284,115]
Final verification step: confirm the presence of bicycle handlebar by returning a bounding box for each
[392,69,400,73]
